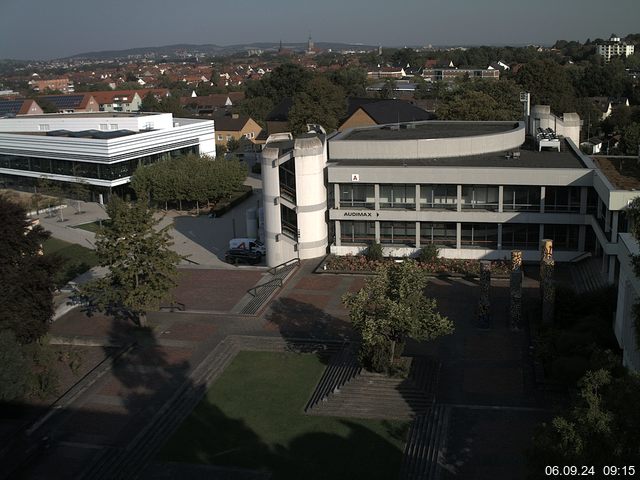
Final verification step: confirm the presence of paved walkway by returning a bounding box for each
[5,261,550,480]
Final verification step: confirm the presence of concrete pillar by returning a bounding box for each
[375,221,380,243]
[415,185,421,211]
[456,222,461,249]
[478,261,491,328]
[540,239,555,325]
[333,183,340,209]
[608,255,616,284]
[605,209,611,233]
[540,186,546,213]
[498,185,504,213]
[497,223,503,250]
[415,221,421,247]
[456,184,462,212]
[539,224,545,243]
[578,225,586,252]
[335,221,341,247]
[510,250,523,330]
[374,184,380,211]
[612,211,619,242]
[580,187,588,215]
[261,145,284,267]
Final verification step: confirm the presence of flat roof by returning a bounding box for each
[329,140,586,169]
[593,156,640,190]
[7,112,162,119]
[340,122,519,141]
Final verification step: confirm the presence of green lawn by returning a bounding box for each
[158,351,408,480]
[73,220,110,233]
[43,238,98,285]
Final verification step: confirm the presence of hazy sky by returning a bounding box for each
[1,0,638,60]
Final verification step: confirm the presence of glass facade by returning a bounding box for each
[379,184,415,209]
[380,221,416,245]
[278,158,296,203]
[503,186,541,211]
[544,224,579,250]
[502,223,539,250]
[339,184,374,209]
[420,185,457,210]
[0,146,197,182]
[461,185,499,211]
[545,186,581,213]
[281,205,298,240]
[461,223,499,249]
[341,221,375,244]
[420,222,456,247]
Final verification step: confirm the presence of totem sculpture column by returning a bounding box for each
[477,260,491,328]
[510,250,523,330]
[540,239,555,325]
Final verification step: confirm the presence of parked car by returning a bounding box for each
[225,248,262,265]
[228,238,266,256]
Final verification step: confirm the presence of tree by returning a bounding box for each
[379,79,397,99]
[82,197,182,326]
[343,261,453,372]
[529,369,640,476]
[330,67,368,97]
[139,92,161,112]
[436,79,522,121]
[0,330,32,401]
[619,122,640,155]
[238,96,274,126]
[514,59,577,114]
[0,196,58,343]
[288,76,346,134]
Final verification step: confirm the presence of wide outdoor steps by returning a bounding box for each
[570,258,609,294]
[399,405,451,480]
[309,357,440,420]
[239,263,298,315]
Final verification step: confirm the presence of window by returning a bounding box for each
[379,184,415,209]
[461,223,499,249]
[420,185,457,210]
[380,222,416,245]
[502,224,539,250]
[545,187,580,213]
[339,184,374,209]
[544,224,579,250]
[99,124,108,131]
[217,135,223,141]
[420,222,456,247]
[340,221,375,244]
[281,205,298,240]
[109,124,118,130]
[38,124,50,131]
[503,186,541,211]
[226,135,232,141]
[461,186,499,211]
[279,158,296,203]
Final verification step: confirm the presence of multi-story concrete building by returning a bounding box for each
[597,34,635,62]
[0,112,215,200]
[260,113,640,370]
[422,67,499,82]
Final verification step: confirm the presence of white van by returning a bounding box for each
[228,238,266,256]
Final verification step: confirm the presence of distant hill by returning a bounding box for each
[62,42,381,61]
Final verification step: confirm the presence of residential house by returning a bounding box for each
[338,98,434,131]
[181,92,245,115]
[597,34,635,62]
[29,77,75,93]
[91,90,143,112]
[367,66,406,79]
[215,113,262,148]
[0,99,43,116]
[38,93,99,113]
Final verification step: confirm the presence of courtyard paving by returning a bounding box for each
[5,260,553,480]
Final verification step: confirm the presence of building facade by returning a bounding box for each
[260,115,640,370]
[597,34,635,62]
[0,112,215,199]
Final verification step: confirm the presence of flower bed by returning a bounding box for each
[323,254,510,277]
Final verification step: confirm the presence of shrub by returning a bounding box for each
[365,242,384,261]
[359,340,392,373]
[418,244,439,263]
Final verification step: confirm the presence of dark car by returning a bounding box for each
[225,248,262,265]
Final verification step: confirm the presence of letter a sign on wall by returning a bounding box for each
[351,174,360,182]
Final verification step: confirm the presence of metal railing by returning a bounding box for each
[267,257,300,276]
[247,278,283,297]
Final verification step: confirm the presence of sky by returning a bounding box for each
[0,0,639,60]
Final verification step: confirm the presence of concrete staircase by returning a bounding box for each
[570,258,608,294]
[238,262,299,315]
[399,405,451,480]
[309,357,440,420]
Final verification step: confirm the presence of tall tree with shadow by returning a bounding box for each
[81,196,182,326]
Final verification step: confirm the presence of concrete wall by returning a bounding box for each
[530,105,581,146]
[0,112,174,132]
[614,233,640,371]
[330,122,525,160]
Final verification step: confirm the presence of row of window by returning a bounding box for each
[339,221,580,250]
[0,146,198,181]
[337,184,590,213]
